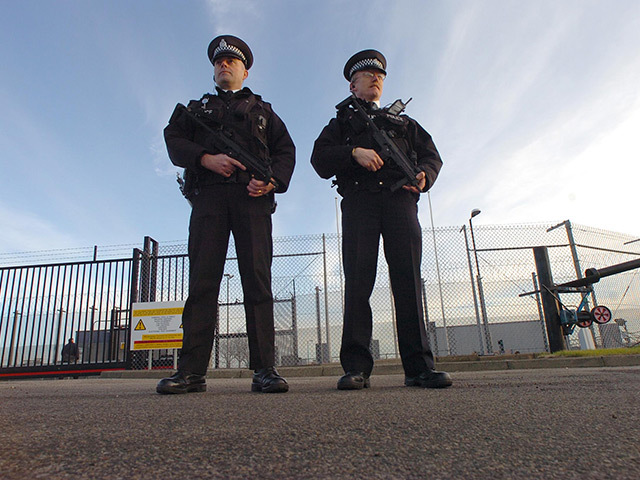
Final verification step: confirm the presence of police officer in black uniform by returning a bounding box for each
[157,35,295,394]
[311,50,452,390]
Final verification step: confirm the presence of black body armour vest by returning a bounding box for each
[187,91,273,188]
[335,104,416,193]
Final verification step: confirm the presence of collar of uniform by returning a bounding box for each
[215,86,253,97]
[363,100,380,111]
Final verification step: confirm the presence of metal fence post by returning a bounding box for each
[322,234,331,361]
[549,220,599,345]
[532,272,550,352]
[292,280,299,362]
[533,246,565,352]
[150,238,158,302]
[315,286,322,363]
[388,283,398,358]
[125,248,142,369]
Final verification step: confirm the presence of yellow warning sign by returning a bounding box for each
[133,333,183,350]
[133,341,183,350]
[132,307,184,317]
[130,301,185,351]
[141,333,182,341]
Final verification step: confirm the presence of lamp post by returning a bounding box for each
[469,209,493,354]
[460,224,484,355]
[223,273,233,367]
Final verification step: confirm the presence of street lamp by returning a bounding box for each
[460,224,484,355]
[469,209,493,354]
[223,273,234,367]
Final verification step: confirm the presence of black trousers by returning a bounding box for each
[340,189,434,377]
[178,184,275,375]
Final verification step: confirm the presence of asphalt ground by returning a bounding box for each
[1,365,639,479]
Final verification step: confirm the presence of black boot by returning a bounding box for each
[337,371,370,390]
[156,371,206,394]
[404,369,452,389]
[251,367,289,393]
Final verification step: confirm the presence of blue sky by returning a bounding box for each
[1,0,639,253]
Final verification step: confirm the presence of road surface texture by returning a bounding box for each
[1,367,638,479]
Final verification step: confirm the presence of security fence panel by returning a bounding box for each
[2,221,639,376]
[0,258,132,376]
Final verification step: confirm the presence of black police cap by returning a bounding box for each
[343,49,387,80]
[207,35,254,69]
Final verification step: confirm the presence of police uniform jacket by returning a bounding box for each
[311,100,442,195]
[165,87,295,194]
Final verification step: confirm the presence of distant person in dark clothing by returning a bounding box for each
[61,338,79,363]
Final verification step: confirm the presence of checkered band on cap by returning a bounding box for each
[349,58,385,78]
[213,39,247,64]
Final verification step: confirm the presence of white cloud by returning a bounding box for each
[452,89,640,234]
[204,0,264,35]
[417,1,640,236]
[0,202,78,253]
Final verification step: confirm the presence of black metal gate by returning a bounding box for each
[0,256,133,378]
[0,235,305,377]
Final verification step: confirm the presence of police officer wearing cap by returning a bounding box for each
[311,49,452,390]
[158,35,295,394]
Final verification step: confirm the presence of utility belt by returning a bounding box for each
[336,174,404,195]
[198,169,254,187]
[181,169,254,199]
[187,170,277,213]
[203,175,278,214]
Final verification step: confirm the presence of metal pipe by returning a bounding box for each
[556,257,640,288]
[224,273,233,368]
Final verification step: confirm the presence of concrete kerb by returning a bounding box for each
[99,354,640,379]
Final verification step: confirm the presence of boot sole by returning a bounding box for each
[251,382,289,393]
[337,379,370,390]
[156,384,207,394]
[405,379,452,389]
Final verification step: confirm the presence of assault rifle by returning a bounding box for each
[336,93,422,192]
[175,103,278,189]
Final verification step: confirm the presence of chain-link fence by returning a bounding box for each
[3,221,638,373]
[128,221,640,369]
